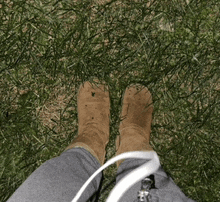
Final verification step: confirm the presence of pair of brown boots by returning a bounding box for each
[65,80,154,167]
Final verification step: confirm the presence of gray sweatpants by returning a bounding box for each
[7,148,195,202]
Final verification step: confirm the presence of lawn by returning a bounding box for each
[0,0,220,201]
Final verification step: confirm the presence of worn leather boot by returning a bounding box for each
[116,84,154,167]
[65,80,110,165]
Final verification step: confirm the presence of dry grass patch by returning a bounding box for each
[36,83,76,136]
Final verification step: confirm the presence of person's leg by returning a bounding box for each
[7,148,102,202]
[116,159,195,202]
[115,84,154,201]
[7,80,110,202]
[115,84,195,202]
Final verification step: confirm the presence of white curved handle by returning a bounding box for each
[71,151,160,202]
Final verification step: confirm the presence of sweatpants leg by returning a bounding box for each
[7,148,102,202]
[116,158,195,202]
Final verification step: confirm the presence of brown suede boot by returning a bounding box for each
[116,84,154,167]
[65,80,110,165]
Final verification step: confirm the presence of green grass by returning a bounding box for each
[0,0,220,201]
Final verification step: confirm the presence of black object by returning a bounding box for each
[135,175,156,202]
